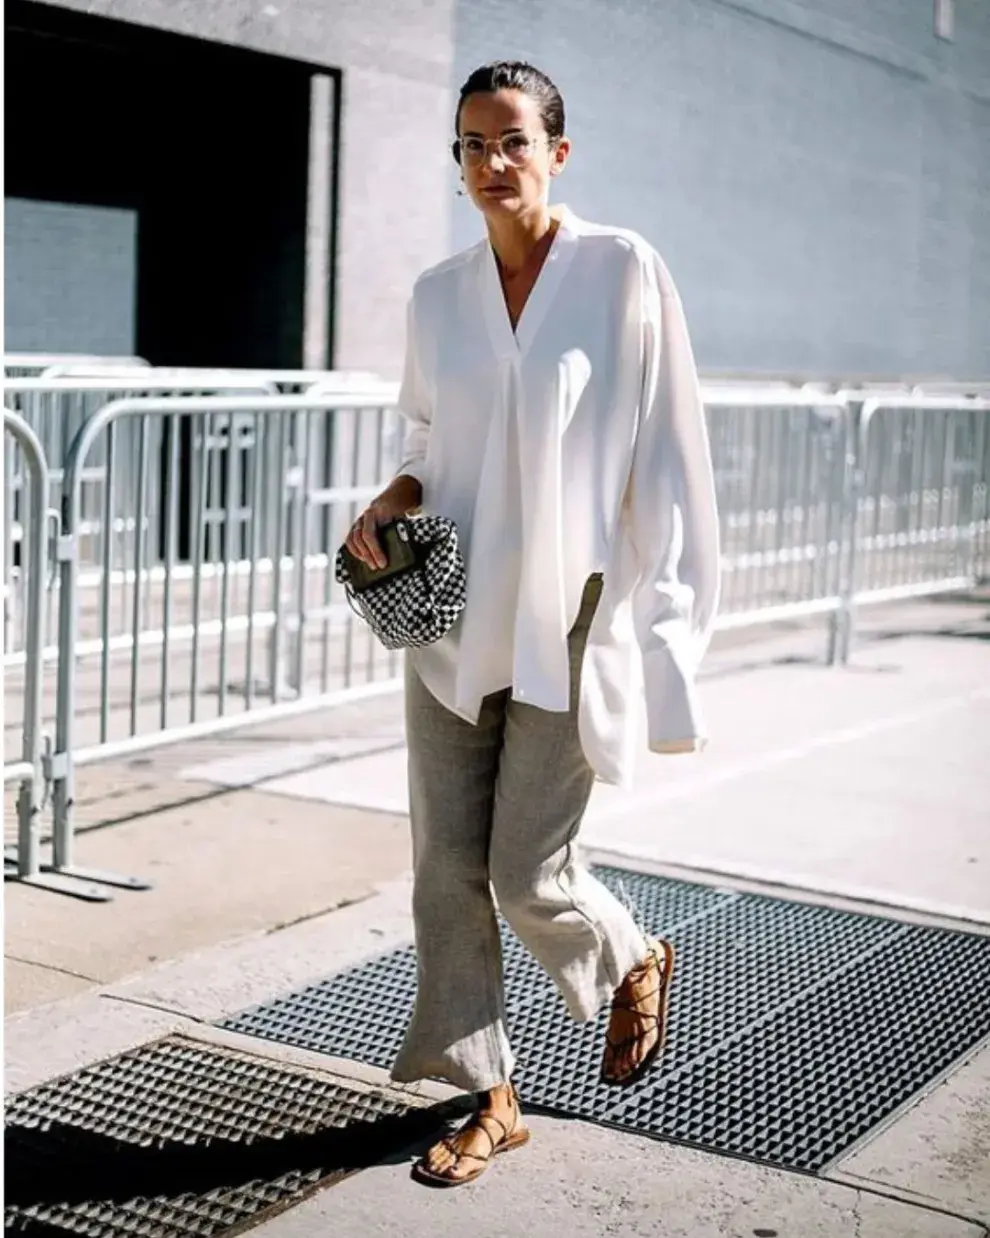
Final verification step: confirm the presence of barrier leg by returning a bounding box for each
[45,525,150,897]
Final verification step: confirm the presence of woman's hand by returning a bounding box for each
[345,474,423,570]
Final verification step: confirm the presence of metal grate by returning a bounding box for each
[220,867,990,1173]
[4,1037,436,1236]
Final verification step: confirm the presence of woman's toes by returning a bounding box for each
[608,1030,656,1082]
[426,1141,453,1174]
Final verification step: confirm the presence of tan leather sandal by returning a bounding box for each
[411,1087,531,1188]
[601,938,675,1087]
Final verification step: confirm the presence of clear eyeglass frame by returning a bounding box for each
[452,132,553,169]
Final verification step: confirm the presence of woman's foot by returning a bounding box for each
[601,938,675,1086]
[412,1083,531,1188]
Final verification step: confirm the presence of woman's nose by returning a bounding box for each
[482,148,507,172]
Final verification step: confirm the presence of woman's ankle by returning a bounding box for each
[480,1082,516,1109]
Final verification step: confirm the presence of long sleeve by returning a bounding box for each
[395,295,432,489]
[623,251,721,754]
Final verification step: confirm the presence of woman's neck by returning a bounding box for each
[487,203,562,276]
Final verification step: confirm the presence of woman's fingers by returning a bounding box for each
[362,508,387,569]
[344,522,365,561]
[345,506,387,569]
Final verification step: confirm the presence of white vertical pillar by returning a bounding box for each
[303,73,335,370]
[934,0,954,40]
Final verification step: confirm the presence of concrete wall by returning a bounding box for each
[29,0,458,377]
[451,0,990,378]
[24,0,990,380]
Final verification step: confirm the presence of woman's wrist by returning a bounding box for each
[384,473,424,515]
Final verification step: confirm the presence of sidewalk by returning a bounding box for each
[5,596,990,1237]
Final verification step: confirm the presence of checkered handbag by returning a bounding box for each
[334,515,467,650]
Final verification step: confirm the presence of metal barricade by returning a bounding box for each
[705,391,851,650]
[4,354,148,378]
[4,374,281,495]
[37,364,383,394]
[3,411,48,878]
[834,395,990,660]
[2,376,281,663]
[46,392,402,894]
[1,411,98,898]
[11,378,988,900]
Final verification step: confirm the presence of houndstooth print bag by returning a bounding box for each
[334,515,467,650]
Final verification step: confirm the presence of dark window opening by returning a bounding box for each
[4,0,339,368]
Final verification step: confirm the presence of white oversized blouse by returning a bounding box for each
[396,206,720,787]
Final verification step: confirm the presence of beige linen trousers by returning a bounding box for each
[390,576,649,1093]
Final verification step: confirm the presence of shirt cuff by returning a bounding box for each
[642,644,708,754]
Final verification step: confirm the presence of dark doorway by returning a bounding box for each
[5,1,334,367]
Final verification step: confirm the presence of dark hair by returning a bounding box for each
[453,61,565,162]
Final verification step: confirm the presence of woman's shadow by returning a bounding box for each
[5,1093,474,1220]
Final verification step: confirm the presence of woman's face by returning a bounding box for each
[457,88,569,219]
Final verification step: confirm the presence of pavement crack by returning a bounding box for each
[835,1175,988,1234]
[265,890,375,935]
[5,954,100,983]
[100,993,208,1023]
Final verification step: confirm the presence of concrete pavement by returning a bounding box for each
[4,596,990,1236]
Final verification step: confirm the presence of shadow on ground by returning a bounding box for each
[870,625,990,643]
[5,1097,463,1232]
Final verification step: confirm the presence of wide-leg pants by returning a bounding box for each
[390,576,648,1093]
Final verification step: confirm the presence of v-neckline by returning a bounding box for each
[480,208,578,360]
[496,220,560,331]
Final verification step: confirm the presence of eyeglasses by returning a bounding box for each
[452,132,551,169]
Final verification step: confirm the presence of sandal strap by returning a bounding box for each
[447,1147,493,1167]
[602,941,674,1084]
[610,946,668,1011]
[610,984,663,1013]
[438,1126,495,1172]
[438,1099,520,1173]
[604,946,669,1053]
[626,957,659,980]
[478,1110,511,1146]
[626,944,665,974]
[605,1016,662,1053]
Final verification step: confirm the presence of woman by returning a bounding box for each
[345,61,720,1187]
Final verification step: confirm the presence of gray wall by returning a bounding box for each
[4,198,137,353]
[450,0,990,379]
[31,0,458,378]
[27,0,990,380]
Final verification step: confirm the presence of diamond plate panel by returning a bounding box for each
[5,1037,429,1236]
[219,867,990,1172]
